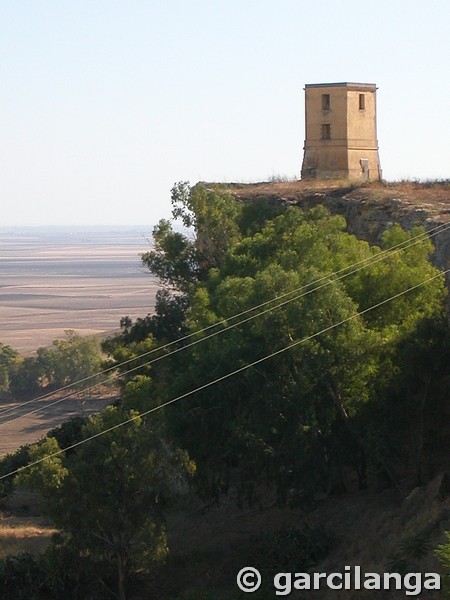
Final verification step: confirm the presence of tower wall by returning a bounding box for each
[301,82,381,181]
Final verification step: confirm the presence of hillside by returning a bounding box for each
[2,179,450,600]
[156,473,449,599]
[153,178,450,599]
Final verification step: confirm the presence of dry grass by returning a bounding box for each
[0,489,57,558]
[222,178,356,199]
[224,179,450,212]
[0,515,57,558]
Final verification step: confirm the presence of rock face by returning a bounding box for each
[223,179,450,285]
[300,191,450,272]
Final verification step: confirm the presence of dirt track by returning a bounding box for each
[0,390,117,456]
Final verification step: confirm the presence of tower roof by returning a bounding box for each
[305,82,377,91]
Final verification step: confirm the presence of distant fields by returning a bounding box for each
[0,226,160,354]
[0,226,159,454]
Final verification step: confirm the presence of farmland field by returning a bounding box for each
[0,226,160,455]
[0,226,159,354]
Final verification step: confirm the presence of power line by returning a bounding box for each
[1,219,448,420]
[1,267,448,482]
[0,230,447,428]
[0,220,448,427]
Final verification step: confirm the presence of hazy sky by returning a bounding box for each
[1,0,449,226]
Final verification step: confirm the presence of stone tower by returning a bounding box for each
[301,82,381,181]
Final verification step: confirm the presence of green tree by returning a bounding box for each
[103,289,189,357]
[435,532,450,597]
[9,332,105,398]
[160,207,446,502]
[44,330,104,388]
[9,355,45,397]
[141,182,243,291]
[0,342,19,392]
[142,218,200,291]
[18,406,195,600]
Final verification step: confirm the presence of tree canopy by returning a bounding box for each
[133,184,447,503]
[7,330,104,398]
[18,403,195,600]
[8,182,450,599]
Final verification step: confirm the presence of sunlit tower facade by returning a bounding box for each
[301,82,382,181]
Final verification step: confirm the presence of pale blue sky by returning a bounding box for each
[1,0,449,226]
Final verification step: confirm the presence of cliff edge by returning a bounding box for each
[222,180,450,273]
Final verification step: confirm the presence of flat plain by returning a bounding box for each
[0,226,159,354]
[0,226,160,455]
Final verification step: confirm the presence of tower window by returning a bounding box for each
[321,124,331,140]
[322,94,330,110]
[359,93,365,110]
